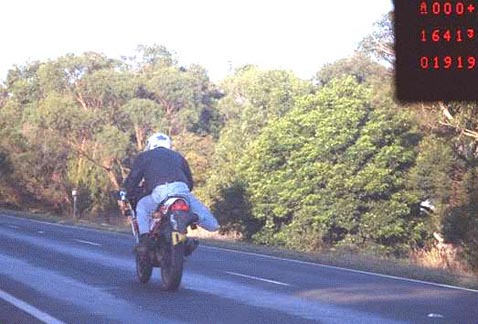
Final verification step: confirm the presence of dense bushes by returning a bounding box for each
[235,77,424,255]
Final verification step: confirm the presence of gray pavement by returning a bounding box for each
[0,213,477,323]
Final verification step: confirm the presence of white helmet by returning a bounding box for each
[145,132,171,151]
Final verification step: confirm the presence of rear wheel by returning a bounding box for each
[136,253,153,284]
[160,243,185,291]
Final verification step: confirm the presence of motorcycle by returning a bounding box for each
[117,190,198,291]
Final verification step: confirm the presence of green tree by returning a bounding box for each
[0,46,221,216]
[314,52,389,87]
[127,45,222,137]
[0,54,134,212]
[406,136,455,234]
[240,77,422,255]
[443,168,478,271]
[205,67,313,235]
[361,11,478,268]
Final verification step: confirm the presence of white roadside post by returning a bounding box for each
[72,189,78,219]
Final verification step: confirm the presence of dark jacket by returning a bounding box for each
[123,147,194,195]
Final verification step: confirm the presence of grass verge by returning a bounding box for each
[1,207,477,291]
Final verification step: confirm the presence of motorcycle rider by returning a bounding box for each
[123,132,219,255]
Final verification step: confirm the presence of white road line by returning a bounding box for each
[225,271,291,286]
[73,239,102,247]
[427,313,445,318]
[0,214,114,235]
[203,246,478,293]
[7,224,19,229]
[0,289,65,324]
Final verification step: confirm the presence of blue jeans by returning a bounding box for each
[135,182,219,235]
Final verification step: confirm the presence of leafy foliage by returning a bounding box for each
[358,11,478,268]
[314,52,389,87]
[205,66,313,234]
[239,77,422,255]
[0,46,220,214]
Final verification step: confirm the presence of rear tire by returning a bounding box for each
[136,253,153,284]
[160,243,185,291]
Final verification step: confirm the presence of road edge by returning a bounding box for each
[1,209,477,292]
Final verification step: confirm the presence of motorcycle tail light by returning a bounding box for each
[170,199,190,212]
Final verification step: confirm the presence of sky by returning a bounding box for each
[0,0,393,82]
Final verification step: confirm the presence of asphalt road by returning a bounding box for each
[0,213,477,323]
